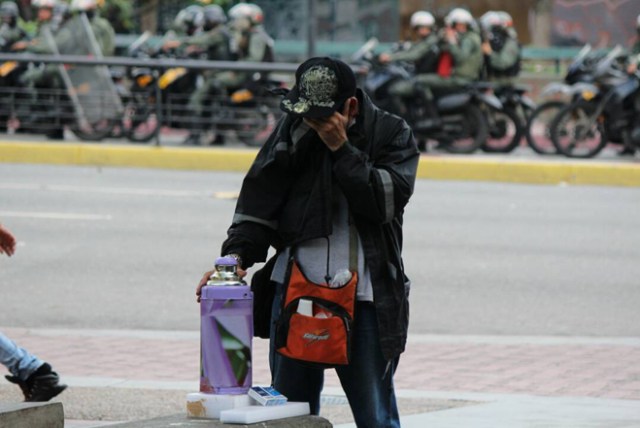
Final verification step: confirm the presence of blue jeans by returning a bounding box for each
[0,332,43,381]
[270,287,401,428]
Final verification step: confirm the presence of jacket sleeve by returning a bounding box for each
[220,118,292,267]
[330,117,419,225]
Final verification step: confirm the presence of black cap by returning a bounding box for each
[280,57,357,118]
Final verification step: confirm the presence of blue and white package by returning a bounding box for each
[248,386,288,406]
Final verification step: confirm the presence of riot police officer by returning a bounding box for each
[180,4,233,145]
[0,1,26,51]
[10,0,56,52]
[413,7,483,130]
[223,2,273,86]
[480,10,521,85]
[378,11,439,116]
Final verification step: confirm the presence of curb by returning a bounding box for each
[1,141,638,187]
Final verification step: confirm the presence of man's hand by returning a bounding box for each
[162,39,181,52]
[0,224,16,257]
[303,100,352,152]
[378,53,391,64]
[11,41,28,51]
[196,267,248,302]
[481,41,492,55]
[445,27,457,44]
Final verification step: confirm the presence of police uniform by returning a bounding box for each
[218,24,273,89]
[485,32,520,86]
[185,25,232,117]
[387,33,440,100]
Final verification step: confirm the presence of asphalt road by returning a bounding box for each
[1,163,639,337]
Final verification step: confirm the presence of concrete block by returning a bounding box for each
[0,402,64,428]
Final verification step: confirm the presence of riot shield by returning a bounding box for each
[44,14,122,132]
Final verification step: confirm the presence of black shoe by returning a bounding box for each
[182,133,201,146]
[5,363,67,402]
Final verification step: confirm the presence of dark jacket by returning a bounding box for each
[221,89,419,361]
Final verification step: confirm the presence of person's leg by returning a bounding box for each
[0,332,43,381]
[335,302,400,428]
[387,79,415,116]
[1,332,67,402]
[269,284,325,414]
[413,74,445,129]
[183,85,207,145]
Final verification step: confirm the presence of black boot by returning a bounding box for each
[5,363,67,402]
[414,95,442,131]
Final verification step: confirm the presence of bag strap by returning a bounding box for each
[348,220,358,273]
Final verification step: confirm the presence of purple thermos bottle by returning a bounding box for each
[200,256,253,394]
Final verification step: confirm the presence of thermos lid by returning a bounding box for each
[215,256,238,266]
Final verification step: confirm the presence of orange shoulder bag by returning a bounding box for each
[275,225,359,367]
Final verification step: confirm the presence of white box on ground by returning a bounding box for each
[186,392,251,419]
[248,386,288,406]
[220,402,310,424]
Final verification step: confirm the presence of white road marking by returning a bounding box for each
[0,211,112,221]
[0,183,238,199]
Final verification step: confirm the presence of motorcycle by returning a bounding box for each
[524,44,602,155]
[353,38,500,154]
[480,83,536,153]
[549,45,639,158]
[124,34,283,146]
[124,42,198,142]
[0,53,28,133]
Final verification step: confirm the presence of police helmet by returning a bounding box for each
[70,0,97,11]
[33,0,57,9]
[229,2,263,25]
[445,7,474,26]
[479,11,502,31]
[174,5,204,34]
[203,4,226,29]
[0,1,19,19]
[410,11,435,29]
[496,11,513,28]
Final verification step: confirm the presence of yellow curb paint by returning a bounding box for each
[1,141,639,187]
[417,157,640,187]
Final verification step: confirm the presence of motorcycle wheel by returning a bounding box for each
[70,118,118,141]
[439,103,488,154]
[525,101,565,155]
[549,102,608,158]
[235,105,278,147]
[124,98,160,143]
[481,105,523,153]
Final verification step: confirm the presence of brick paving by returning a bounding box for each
[2,327,639,401]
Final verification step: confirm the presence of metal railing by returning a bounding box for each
[0,53,300,146]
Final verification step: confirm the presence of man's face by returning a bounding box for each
[416,26,431,38]
[37,7,52,23]
[455,22,467,33]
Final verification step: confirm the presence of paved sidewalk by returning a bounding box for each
[1,327,639,427]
